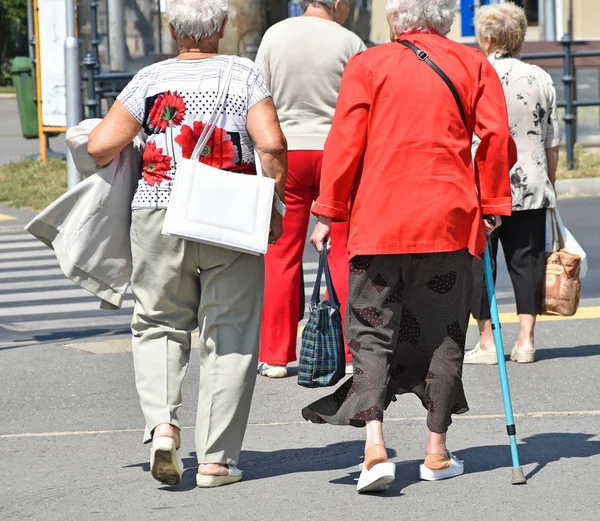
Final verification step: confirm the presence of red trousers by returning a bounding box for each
[260,150,351,365]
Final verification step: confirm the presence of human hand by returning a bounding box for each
[269,212,283,244]
[310,216,332,252]
[483,215,502,236]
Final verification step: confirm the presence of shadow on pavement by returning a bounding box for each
[535,344,600,361]
[125,433,600,494]
[0,328,130,351]
[455,432,600,482]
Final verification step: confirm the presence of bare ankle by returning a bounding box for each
[153,423,181,449]
[198,463,229,476]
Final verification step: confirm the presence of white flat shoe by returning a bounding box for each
[357,462,396,493]
[150,437,184,485]
[511,343,535,363]
[464,342,498,365]
[419,452,464,481]
[258,362,288,378]
[196,465,243,488]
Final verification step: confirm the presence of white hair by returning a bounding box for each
[300,0,347,10]
[386,0,457,37]
[166,0,228,41]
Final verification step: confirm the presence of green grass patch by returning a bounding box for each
[0,158,67,211]
[557,146,600,179]
[0,85,16,94]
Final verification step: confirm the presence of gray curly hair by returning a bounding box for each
[300,0,349,10]
[386,0,457,37]
[165,0,228,41]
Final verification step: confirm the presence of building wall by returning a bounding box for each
[359,0,600,45]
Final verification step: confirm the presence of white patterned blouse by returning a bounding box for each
[475,53,561,211]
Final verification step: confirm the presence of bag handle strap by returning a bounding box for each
[550,208,566,251]
[310,242,340,311]
[190,56,236,162]
[397,40,468,130]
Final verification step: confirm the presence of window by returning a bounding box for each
[513,0,539,25]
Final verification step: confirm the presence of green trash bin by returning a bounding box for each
[11,56,39,139]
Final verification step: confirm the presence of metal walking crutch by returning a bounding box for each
[483,216,527,485]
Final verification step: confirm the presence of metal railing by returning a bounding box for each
[80,6,600,171]
[521,34,600,170]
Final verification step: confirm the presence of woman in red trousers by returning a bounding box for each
[254,0,366,378]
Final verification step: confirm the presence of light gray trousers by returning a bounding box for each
[130,210,264,465]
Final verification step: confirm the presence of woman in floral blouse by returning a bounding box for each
[465,3,560,366]
[87,0,287,488]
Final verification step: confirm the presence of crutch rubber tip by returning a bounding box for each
[511,467,527,485]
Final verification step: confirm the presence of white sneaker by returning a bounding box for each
[464,342,498,365]
[258,362,288,378]
[150,437,184,485]
[419,452,464,481]
[345,363,354,375]
[510,343,536,363]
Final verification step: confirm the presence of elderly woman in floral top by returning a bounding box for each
[465,3,560,366]
[87,0,287,488]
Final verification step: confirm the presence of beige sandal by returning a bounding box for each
[510,343,535,363]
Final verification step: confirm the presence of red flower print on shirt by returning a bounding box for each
[148,91,187,132]
[175,121,236,169]
[142,141,173,186]
[234,162,257,175]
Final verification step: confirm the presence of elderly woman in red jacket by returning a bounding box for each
[303,0,516,493]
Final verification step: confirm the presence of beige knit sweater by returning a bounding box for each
[255,16,366,151]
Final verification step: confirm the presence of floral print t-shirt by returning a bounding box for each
[474,54,561,211]
[117,56,271,209]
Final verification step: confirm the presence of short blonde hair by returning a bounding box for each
[475,3,527,56]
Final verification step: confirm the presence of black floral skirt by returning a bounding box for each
[302,250,473,434]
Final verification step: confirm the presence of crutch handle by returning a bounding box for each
[483,215,497,227]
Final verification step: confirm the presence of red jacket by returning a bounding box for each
[312,33,516,259]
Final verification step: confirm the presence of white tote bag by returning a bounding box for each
[545,208,588,279]
[162,57,275,256]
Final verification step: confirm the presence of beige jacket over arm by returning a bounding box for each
[25,120,143,309]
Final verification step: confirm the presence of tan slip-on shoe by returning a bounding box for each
[151,437,184,485]
[420,452,464,481]
[464,342,498,365]
[510,343,536,363]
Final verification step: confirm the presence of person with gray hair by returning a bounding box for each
[255,0,365,379]
[87,0,288,488]
[303,0,516,492]
[466,2,560,365]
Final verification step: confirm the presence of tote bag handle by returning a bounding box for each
[188,56,236,162]
[310,242,340,311]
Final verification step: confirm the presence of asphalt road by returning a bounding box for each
[1,197,599,520]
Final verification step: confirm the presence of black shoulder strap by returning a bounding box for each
[398,40,468,129]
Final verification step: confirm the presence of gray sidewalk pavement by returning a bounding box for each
[1,318,600,520]
[0,99,66,164]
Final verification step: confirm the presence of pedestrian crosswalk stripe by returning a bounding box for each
[0,233,31,242]
[0,268,64,279]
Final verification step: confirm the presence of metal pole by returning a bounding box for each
[108,0,126,71]
[27,0,35,59]
[90,1,101,66]
[82,53,99,118]
[544,0,557,41]
[65,0,83,188]
[561,31,575,170]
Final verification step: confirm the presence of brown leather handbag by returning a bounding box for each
[543,210,581,316]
